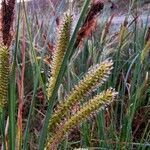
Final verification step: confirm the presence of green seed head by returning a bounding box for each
[48,59,113,134]
[46,88,118,149]
[46,14,72,100]
[0,45,9,113]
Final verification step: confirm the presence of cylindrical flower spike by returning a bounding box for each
[45,88,118,149]
[48,59,113,134]
[118,22,128,48]
[46,14,72,99]
[141,40,150,63]
[0,46,9,113]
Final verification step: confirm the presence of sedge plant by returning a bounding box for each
[44,11,118,149]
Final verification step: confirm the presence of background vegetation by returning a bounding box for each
[0,0,149,149]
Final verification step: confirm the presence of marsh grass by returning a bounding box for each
[0,0,149,149]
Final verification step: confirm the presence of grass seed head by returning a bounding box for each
[46,14,72,99]
[45,88,118,149]
[47,59,114,135]
[0,45,9,113]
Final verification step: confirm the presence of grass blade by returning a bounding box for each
[8,2,21,150]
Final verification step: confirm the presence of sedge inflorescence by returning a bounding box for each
[45,58,118,149]
[46,14,72,100]
[0,46,9,113]
[45,6,118,150]
[47,59,114,132]
[46,88,117,149]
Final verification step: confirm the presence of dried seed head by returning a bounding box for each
[75,1,104,48]
[1,0,16,47]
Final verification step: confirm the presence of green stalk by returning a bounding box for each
[0,112,6,150]
[81,122,90,147]
[96,111,107,148]
[8,2,21,150]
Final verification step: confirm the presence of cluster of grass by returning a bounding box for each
[0,0,149,149]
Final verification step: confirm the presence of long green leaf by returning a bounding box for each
[22,1,46,149]
[8,2,21,150]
